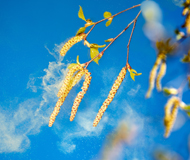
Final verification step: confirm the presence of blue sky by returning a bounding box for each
[0,0,190,159]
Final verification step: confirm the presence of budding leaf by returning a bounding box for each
[181,54,190,63]
[186,111,190,117]
[78,6,86,21]
[90,47,100,64]
[68,63,78,69]
[105,38,114,42]
[106,20,112,27]
[104,11,112,18]
[184,105,190,110]
[76,27,86,36]
[90,43,106,48]
[129,69,142,81]
[163,87,178,96]
[76,55,80,64]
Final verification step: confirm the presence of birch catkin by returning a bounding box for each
[60,33,85,56]
[164,96,179,138]
[49,64,84,127]
[70,69,91,121]
[156,61,166,91]
[146,56,162,98]
[93,67,127,127]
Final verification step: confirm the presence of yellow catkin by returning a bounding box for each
[60,34,85,56]
[57,64,83,97]
[182,7,189,16]
[146,56,162,98]
[93,67,127,127]
[49,64,84,127]
[186,12,190,34]
[70,69,91,121]
[71,70,85,87]
[164,96,179,138]
[156,61,166,91]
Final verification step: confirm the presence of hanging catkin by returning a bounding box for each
[60,33,85,56]
[93,67,127,127]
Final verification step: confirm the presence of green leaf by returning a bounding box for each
[104,11,112,18]
[90,43,106,48]
[163,87,178,96]
[76,27,86,36]
[106,20,112,27]
[76,55,80,64]
[186,111,190,117]
[181,54,190,63]
[90,47,100,64]
[184,105,190,110]
[68,63,77,69]
[129,69,142,81]
[78,6,86,21]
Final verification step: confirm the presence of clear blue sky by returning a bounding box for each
[0,0,190,159]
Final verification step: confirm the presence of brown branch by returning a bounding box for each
[85,4,141,39]
[126,10,142,65]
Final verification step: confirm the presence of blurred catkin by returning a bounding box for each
[60,33,85,56]
[156,61,166,91]
[164,96,179,138]
[93,67,127,127]
[146,56,162,98]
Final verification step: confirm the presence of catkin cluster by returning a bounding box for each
[48,64,91,127]
[146,55,166,98]
[164,96,179,138]
[70,69,91,121]
[93,67,127,127]
[60,33,85,56]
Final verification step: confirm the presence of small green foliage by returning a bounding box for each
[78,6,86,21]
[90,47,100,64]
[68,63,78,69]
[104,11,112,18]
[76,27,86,36]
[105,38,114,42]
[163,87,178,96]
[156,38,175,55]
[184,105,190,110]
[76,55,80,64]
[186,111,190,117]
[85,19,94,27]
[181,51,190,63]
[129,69,142,81]
[106,20,112,27]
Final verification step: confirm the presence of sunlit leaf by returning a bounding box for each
[104,11,112,18]
[106,20,112,27]
[163,87,178,96]
[105,38,114,42]
[90,47,100,64]
[186,111,190,117]
[68,63,77,69]
[76,27,86,36]
[85,19,94,27]
[90,43,106,48]
[184,105,190,110]
[76,55,80,64]
[129,69,142,81]
[78,6,86,21]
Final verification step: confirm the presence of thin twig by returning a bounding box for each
[126,10,142,64]
[85,4,141,38]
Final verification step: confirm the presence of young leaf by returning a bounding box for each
[181,54,190,63]
[68,63,78,69]
[104,11,112,18]
[78,6,86,21]
[106,20,112,27]
[76,55,80,64]
[183,105,190,110]
[90,47,100,64]
[85,19,94,27]
[186,111,190,117]
[76,27,86,36]
[105,38,114,42]
[163,87,178,96]
[90,44,106,48]
[129,69,142,81]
